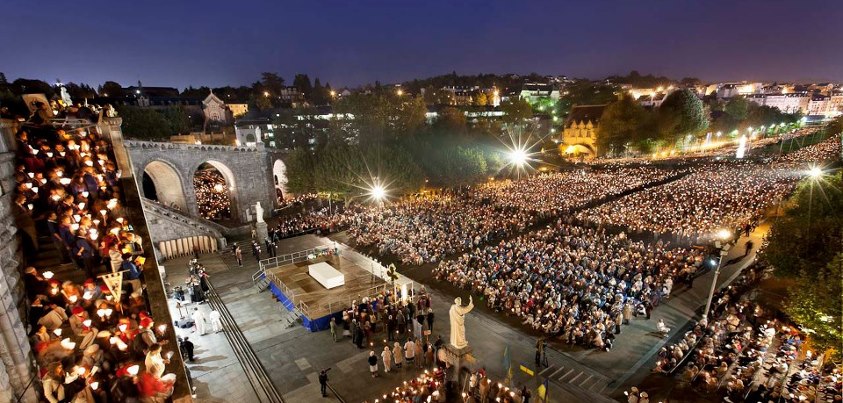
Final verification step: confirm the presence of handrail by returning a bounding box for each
[140,197,227,235]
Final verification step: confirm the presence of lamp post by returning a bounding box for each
[703,229,732,322]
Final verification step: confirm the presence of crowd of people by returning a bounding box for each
[15,107,181,401]
[474,166,679,215]
[433,218,704,349]
[577,134,842,244]
[364,368,534,403]
[192,168,231,220]
[341,191,536,265]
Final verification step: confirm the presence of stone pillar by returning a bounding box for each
[442,344,474,383]
[97,117,133,178]
[255,221,268,243]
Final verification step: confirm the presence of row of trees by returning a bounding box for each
[597,89,709,155]
[762,168,842,358]
[597,90,804,156]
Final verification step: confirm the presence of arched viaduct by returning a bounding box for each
[124,141,289,224]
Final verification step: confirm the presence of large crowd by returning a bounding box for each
[15,103,181,402]
[577,134,841,243]
[433,218,704,348]
[192,168,231,220]
[474,166,679,215]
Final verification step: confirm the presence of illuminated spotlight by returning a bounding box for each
[370,184,386,200]
[508,148,528,167]
[808,166,823,179]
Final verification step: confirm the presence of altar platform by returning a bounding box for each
[265,254,388,331]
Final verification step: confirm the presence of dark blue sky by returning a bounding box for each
[3,0,842,89]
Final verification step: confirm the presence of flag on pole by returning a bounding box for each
[537,378,549,402]
[502,345,512,384]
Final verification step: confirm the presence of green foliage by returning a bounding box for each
[596,96,651,156]
[558,80,618,117]
[764,172,843,279]
[293,74,313,100]
[500,98,533,125]
[724,96,749,121]
[657,88,708,143]
[100,81,123,97]
[284,148,316,194]
[159,107,192,134]
[117,105,171,140]
[117,105,194,140]
[784,254,843,358]
[433,107,467,133]
[334,92,426,144]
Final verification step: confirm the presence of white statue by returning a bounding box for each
[59,86,72,106]
[255,202,264,223]
[449,295,474,349]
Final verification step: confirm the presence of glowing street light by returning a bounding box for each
[703,228,732,322]
[396,89,404,96]
[809,166,823,179]
[370,184,386,201]
[508,148,528,167]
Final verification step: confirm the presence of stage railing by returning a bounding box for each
[320,283,390,316]
[255,245,338,282]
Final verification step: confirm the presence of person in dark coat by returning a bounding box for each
[426,308,434,332]
[179,337,195,361]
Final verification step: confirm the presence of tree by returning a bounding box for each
[285,148,316,194]
[784,254,842,358]
[116,105,171,140]
[260,72,285,96]
[763,172,843,279]
[657,88,708,144]
[0,72,8,85]
[311,78,328,106]
[159,107,192,135]
[597,96,651,156]
[293,74,313,101]
[500,98,532,125]
[100,81,123,97]
[433,107,467,133]
[724,96,749,121]
[475,92,488,106]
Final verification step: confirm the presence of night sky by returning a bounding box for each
[3,0,842,89]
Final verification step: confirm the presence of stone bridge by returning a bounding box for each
[124,140,289,223]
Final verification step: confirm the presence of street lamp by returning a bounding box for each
[703,229,732,323]
[809,166,823,179]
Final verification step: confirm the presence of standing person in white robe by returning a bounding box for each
[192,307,208,336]
[209,310,223,333]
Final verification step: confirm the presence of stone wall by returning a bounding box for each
[141,198,226,246]
[0,119,37,402]
[125,141,278,224]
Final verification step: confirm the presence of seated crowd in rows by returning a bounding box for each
[434,218,704,349]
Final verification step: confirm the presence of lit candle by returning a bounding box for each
[83,319,92,327]
[43,271,54,279]
[127,365,139,376]
[90,382,99,390]
[53,328,62,337]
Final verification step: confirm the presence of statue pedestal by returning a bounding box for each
[442,344,474,383]
[255,221,268,243]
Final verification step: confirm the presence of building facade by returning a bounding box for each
[561,104,607,158]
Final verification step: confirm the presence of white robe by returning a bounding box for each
[192,310,207,335]
[209,310,222,332]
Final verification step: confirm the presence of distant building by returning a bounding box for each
[745,93,810,114]
[202,91,230,123]
[561,104,607,158]
[279,87,306,107]
[228,103,249,118]
[235,118,274,147]
[519,82,560,104]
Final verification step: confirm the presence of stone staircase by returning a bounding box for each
[139,197,226,245]
[33,235,86,284]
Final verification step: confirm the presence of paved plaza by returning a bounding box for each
[161,219,767,403]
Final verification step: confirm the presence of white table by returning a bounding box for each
[308,262,345,289]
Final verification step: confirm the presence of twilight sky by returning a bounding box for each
[3,0,842,89]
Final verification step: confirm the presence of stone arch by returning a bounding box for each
[272,159,288,202]
[193,160,240,221]
[142,160,188,210]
